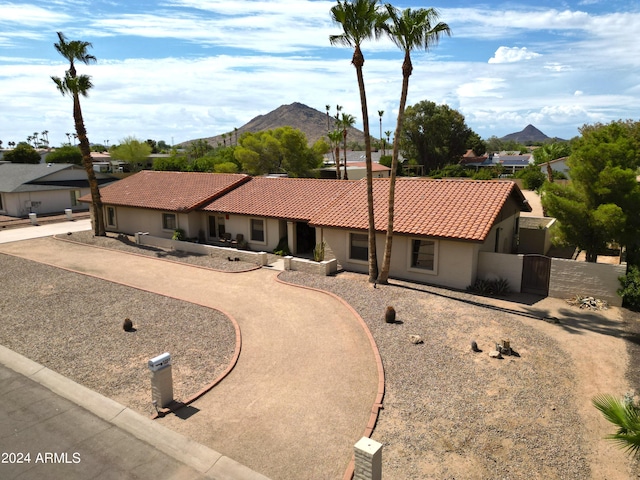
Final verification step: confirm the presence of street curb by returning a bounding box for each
[0,345,270,480]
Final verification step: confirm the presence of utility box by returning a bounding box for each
[148,352,173,408]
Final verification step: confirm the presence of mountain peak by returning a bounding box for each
[500,124,549,143]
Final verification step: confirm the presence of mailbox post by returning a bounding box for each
[148,352,173,408]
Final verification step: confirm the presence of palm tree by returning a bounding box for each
[65,132,71,145]
[330,0,387,282]
[42,130,49,149]
[377,5,450,284]
[384,130,392,154]
[593,394,640,456]
[52,31,105,236]
[326,104,331,132]
[378,109,384,154]
[328,129,343,179]
[339,112,356,180]
[33,132,40,148]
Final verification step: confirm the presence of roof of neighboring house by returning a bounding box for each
[0,162,85,193]
[89,171,250,212]
[309,178,531,242]
[203,177,357,221]
[346,162,391,172]
[538,157,569,167]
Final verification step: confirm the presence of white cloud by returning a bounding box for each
[489,46,541,64]
[574,90,584,96]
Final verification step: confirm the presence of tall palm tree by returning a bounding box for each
[339,112,356,180]
[378,109,384,154]
[326,104,331,132]
[52,31,105,236]
[330,0,387,282]
[328,129,343,179]
[593,394,640,456]
[377,5,450,284]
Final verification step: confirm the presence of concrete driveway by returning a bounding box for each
[0,233,380,479]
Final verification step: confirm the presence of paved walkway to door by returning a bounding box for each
[0,236,380,480]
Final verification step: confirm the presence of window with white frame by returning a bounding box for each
[250,218,265,242]
[106,206,117,228]
[162,213,176,231]
[349,232,368,262]
[410,239,437,271]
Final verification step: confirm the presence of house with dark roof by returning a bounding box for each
[310,178,531,289]
[89,171,531,290]
[0,162,116,217]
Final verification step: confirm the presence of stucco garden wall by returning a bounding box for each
[549,259,625,307]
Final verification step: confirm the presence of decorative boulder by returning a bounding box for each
[123,318,133,332]
[385,306,396,324]
[489,350,503,359]
[471,340,480,352]
[410,335,423,344]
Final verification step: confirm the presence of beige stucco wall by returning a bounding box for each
[319,228,480,290]
[214,214,285,252]
[105,205,200,239]
[477,252,524,292]
[549,259,625,307]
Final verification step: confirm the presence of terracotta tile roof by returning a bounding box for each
[203,177,357,221]
[310,178,531,242]
[87,171,250,212]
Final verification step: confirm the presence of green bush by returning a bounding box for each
[313,241,326,262]
[172,228,186,241]
[467,277,511,296]
[273,236,291,256]
[516,165,546,190]
[619,266,640,311]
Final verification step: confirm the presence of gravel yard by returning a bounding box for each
[2,231,640,479]
[0,253,236,416]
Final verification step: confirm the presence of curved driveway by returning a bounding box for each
[0,236,379,480]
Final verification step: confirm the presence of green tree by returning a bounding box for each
[515,164,546,190]
[330,0,387,282]
[593,394,640,456]
[3,142,41,163]
[542,120,640,263]
[377,4,450,284]
[327,130,343,179]
[110,136,152,170]
[485,135,503,153]
[153,154,188,171]
[234,127,322,177]
[45,145,82,164]
[51,31,105,235]
[400,100,477,172]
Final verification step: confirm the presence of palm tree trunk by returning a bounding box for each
[73,93,105,236]
[353,45,378,282]
[335,145,341,180]
[378,53,412,283]
[343,130,349,180]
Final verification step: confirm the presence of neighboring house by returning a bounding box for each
[538,157,570,179]
[0,162,116,217]
[464,153,533,174]
[319,162,390,180]
[202,177,356,253]
[84,171,251,238]
[88,172,531,290]
[309,178,531,290]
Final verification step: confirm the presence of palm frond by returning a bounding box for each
[593,394,640,457]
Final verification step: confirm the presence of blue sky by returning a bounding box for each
[1,0,639,148]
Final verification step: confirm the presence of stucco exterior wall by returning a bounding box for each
[319,228,479,290]
[105,205,198,238]
[549,259,625,307]
[4,188,90,217]
[219,215,284,252]
[477,252,524,292]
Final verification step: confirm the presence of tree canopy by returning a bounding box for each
[3,142,41,163]
[400,100,479,172]
[110,136,152,169]
[542,120,640,263]
[234,126,323,177]
[45,145,82,164]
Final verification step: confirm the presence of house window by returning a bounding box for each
[70,190,81,207]
[250,218,265,242]
[411,239,436,271]
[349,233,368,262]
[208,216,216,238]
[106,206,117,228]
[162,213,176,231]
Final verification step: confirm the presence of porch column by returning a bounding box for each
[287,221,297,255]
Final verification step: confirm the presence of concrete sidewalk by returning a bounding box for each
[0,236,380,479]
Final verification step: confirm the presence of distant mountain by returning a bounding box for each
[182,102,367,147]
[500,124,550,143]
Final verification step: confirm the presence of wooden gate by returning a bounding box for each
[521,255,551,295]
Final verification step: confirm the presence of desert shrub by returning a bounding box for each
[516,165,546,190]
[313,241,326,262]
[619,266,640,311]
[172,228,186,241]
[273,236,291,256]
[467,277,511,296]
